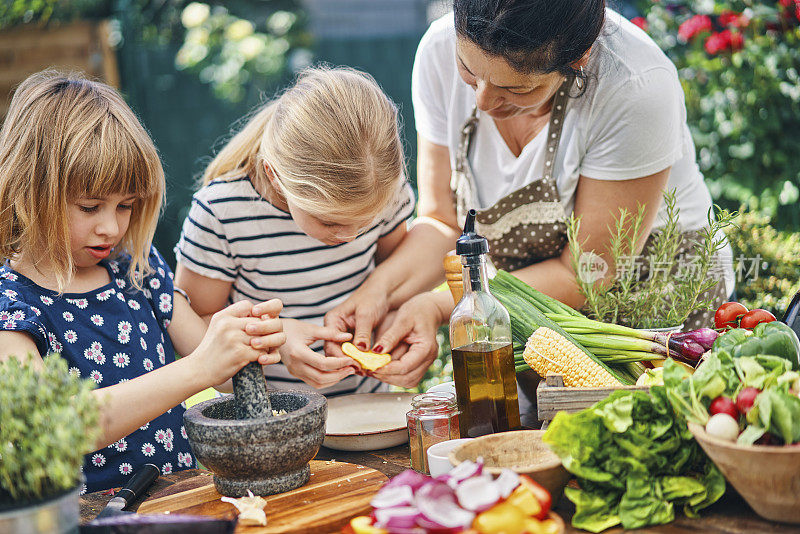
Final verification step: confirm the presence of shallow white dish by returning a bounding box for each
[323,392,415,451]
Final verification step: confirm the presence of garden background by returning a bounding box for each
[2,0,799,388]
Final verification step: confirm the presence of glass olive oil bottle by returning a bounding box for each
[449,210,520,438]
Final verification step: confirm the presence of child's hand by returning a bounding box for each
[191,301,286,387]
[280,318,354,389]
[248,299,285,358]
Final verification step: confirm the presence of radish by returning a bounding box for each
[709,396,739,419]
[705,413,740,441]
[736,387,760,415]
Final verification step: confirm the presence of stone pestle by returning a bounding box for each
[232,361,272,419]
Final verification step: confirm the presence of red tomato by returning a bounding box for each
[709,396,739,419]
[739,309,777,330]
[519,475,552,520]
[714,302,748,330]
[736,387,760,415]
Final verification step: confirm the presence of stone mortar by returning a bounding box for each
[183,390,327,497]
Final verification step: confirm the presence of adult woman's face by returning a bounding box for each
[456,37,567,120]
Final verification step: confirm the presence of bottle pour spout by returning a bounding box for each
[456,209,489,257]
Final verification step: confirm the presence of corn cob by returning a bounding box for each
[523,327,622,387]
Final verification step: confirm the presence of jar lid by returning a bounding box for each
[411,392,457,410]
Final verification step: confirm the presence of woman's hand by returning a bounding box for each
[369,291,452,389]
[281,318,355,389]
[189,300,285,387]
[324,283,390,354]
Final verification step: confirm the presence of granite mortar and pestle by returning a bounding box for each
[183,362,327,497]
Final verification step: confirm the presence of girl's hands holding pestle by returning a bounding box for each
[191,299,286,387]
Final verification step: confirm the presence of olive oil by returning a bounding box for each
[452,341,520,437]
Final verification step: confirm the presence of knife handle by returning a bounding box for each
[116,463,160,508]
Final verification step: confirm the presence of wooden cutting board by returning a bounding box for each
[137,460,388,534]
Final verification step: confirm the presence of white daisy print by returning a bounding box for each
[84,348,95,361]
[118,321,132,333]
[163,439,174,452]
[80,484,87,496]
[66,298,89,309]
[118,332,130,344]
[162,463,173,475]
[30,306,41,316]
[92,453,106,467]
[119,463,132,475]
[139,323,149,334]
[140,422,150,431]
[164,319,171,329]
[180,426,187,439]
[64,330,78,343]
[113,352,130,368]
[113,438,127,452]
[115,279,126,289]
[128,299,141,311]
[141,443,156,457]
[90,314,104,326]
[11,310,24,321]
[2,272,18,281]
[116,292,125,302]
[143,358,153,371]
[91,341,103,352]
[50,340,63,353]
[157,267,165,278]
[68,367,81,377]
[154,429,168,444]
[109,261,120,273]
[149,278,161,290]
[97,289,114,301]
[94,352,106,365]
[62,311,74,322]
[140,338,147,351]
[0,311,9,321]
[40,295,53,306]
[3,289,17,299]
[158,294,172,313]
[90,370,102,384]
[3,320,16,329]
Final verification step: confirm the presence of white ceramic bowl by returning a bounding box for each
[426,438,473,477]
[425,381,456,397]
[323,392,415,451]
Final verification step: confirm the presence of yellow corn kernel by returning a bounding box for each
[523,327,620,387]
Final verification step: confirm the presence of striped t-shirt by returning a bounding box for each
[175,175,416,396]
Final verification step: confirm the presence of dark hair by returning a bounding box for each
[454,0,605,83]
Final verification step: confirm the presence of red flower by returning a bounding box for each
[704,30,744,55]
[631,17,648,31]
[779,0,792,7]
[718,10,749,28]
[679,14,713,42]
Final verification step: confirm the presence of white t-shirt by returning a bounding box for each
[175,175,416,396]
[412,9,733,295]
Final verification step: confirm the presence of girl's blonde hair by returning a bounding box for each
[203,66,405,219]
[0,70,164,291]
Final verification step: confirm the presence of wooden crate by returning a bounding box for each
[537,374,648,426]
[0,20,119,119]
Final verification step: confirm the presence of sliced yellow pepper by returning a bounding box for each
[473,502,528,534]
[505,485,543,518]
[342,342,391,371]
[349,515,388,534]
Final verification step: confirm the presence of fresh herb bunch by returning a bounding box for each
[567,190,736,329]
[0,355,99,506]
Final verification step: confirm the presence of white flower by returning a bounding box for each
[113,352,130,368]
[3,320,16,329]
[50,340,63,352]
[158,267,166,277]
[90,370,102,384]
[116,292,125,302]
[64,330,77,343]
[90,314,104,326]
[113,438,127,452]
[149,278,161,290]
[3,289,17,300]
[92,453,106,467]
[40,296,53,306]
[128,299,141,311]
[91,341,103,352]
[84,348,95,361]
[109,261,120,273]
[163,439,174,452]
[141,443,156,457]
[2,271,17,281]
[158,293,172,313]
[139,323,149,334]
[154,429,168,444]
[162,462,173,475]
[63,311,74,322]
[0,311,9,321]
[68,367,81,377]
[115,279,126,289]
[30,306,41,316]
[66,298,88,309]
[119,463,132,475]
[118,332,130,344]
[11,310,24,321]
[180,426,187,439]
[118,321,132,333]
[94,352,106,365]
[165,428,174,441]
[80,484,87,495]
[97,289,114,301]
[143,358,153,371]
[140,422,150,431]
[140,338,148,351]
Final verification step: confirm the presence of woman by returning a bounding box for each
[323,0,733,389]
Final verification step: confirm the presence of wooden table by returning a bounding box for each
[81,444,800,533]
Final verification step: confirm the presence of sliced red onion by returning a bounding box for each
[415,516,465,533]
[493,468,520,498]
[373,506,422,530]
[371,484,415,509]
[415,480,458,504]
[445,458,483,489]
[417,494,475,530]
[456,475,501,512]
[384,469,433,492]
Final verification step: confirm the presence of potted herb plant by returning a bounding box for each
[0,355,99,534]
[567,189,736,330]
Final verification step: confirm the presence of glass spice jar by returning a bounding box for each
[406,392,460,474]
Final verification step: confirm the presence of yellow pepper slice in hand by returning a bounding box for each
[342,342,391,371]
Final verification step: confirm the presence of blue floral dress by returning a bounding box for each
[0,247,194,493]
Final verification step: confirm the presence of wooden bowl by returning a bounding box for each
[448,430,571,503]
[689,422,800,524]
